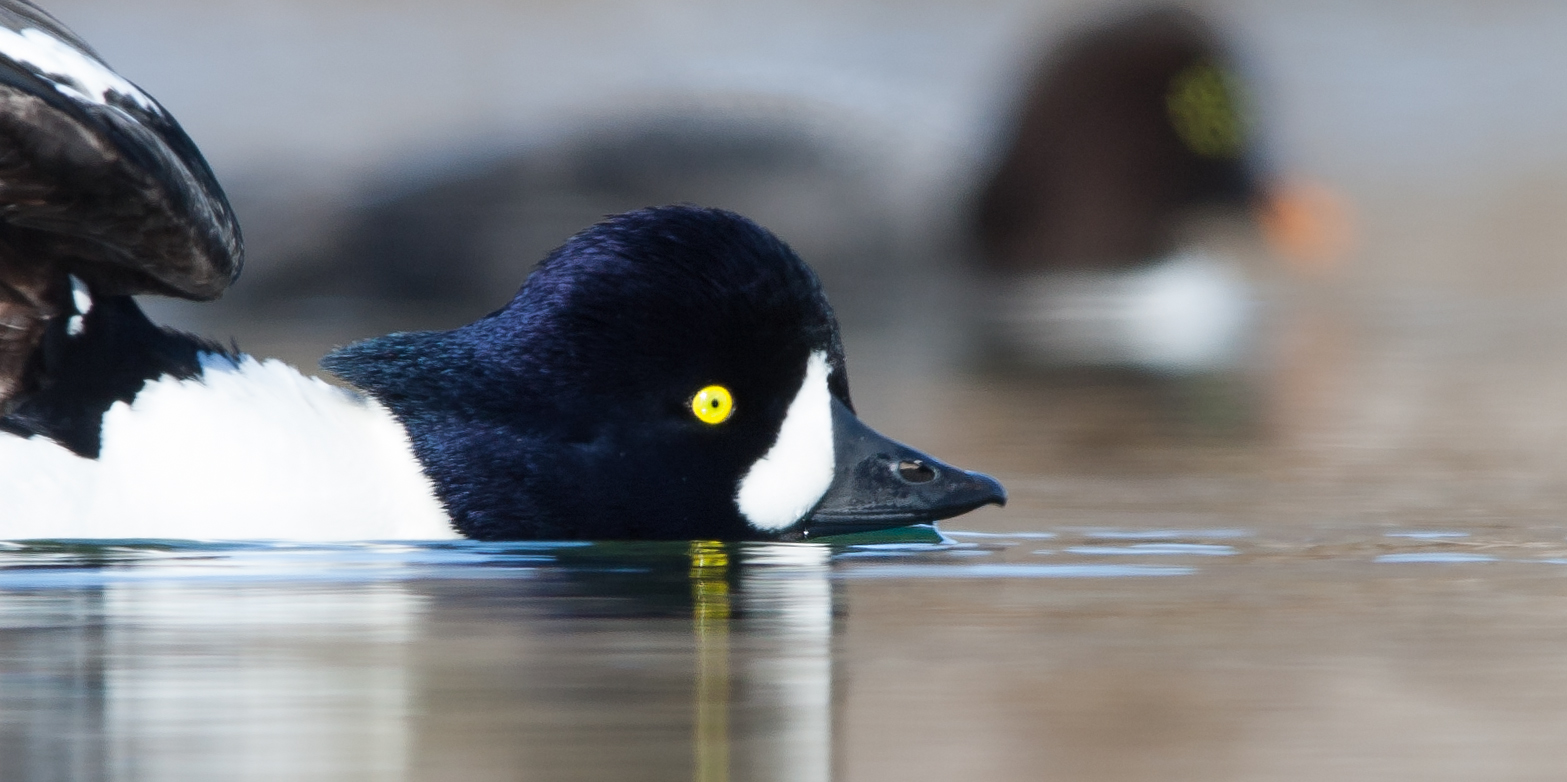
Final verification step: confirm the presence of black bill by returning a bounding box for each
[802,399,1006,537]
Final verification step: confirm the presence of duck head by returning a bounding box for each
[323,206,1004,541]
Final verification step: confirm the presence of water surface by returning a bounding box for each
[4,521,1567,782]
[12,309,1567,781]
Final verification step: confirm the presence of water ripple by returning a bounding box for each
[1065,543,1238,556]
[835,563,1196,579]
[1374,552,1497,564]
[1071,528,1251,541]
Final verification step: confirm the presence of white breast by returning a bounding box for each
[0,354,459,541]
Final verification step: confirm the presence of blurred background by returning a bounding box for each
[19,1,1567,779]
[40,0,1563,491]
[42,0,1567,457]
[50,0,1511,342]
[36,0,1563,373]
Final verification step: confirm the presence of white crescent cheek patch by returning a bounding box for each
[735,351,835,531]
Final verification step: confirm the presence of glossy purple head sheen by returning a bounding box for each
[322,206,853,541]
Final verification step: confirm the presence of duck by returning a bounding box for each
[971,8,1262,373]
[0,1,1005,541]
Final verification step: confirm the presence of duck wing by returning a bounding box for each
[0,0,240,405]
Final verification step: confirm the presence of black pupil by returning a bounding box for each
[896,460,937,483]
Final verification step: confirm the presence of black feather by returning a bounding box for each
[324,206,850,540]
[0,293,227,457]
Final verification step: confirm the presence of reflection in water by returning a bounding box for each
[691,541,729,782]
[690,541,836,782]
[736,545,834,782]
[9,532,1567,779]
[0,591,106,782]
[0,543,843,781]
[102,584,416,781]
[0,580,418,782]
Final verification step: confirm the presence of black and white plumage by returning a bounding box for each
[0,0,239,412]
[0,4,1002,541]
[3,206,1006,541]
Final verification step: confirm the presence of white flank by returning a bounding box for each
[0,27,157,110]
[0,354,459,540]
[735,351,835,531]
[993,249,1254,373]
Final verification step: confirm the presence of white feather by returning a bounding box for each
[735,351,835,532]
[0,27,157,111]
[69,274,92,315]
[66,274,89,336]
[0,354,458,540]
[993,249,1255,373]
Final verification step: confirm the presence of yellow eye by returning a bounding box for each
[691,385,734,425]
[1166,62,1251,159]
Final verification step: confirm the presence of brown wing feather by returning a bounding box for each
[0,1,242,410]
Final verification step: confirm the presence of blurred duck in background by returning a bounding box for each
[972,7,1265,375]
[229,115,907,338]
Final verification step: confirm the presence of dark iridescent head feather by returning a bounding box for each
[324,206,851,540]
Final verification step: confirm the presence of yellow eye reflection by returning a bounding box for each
[691,385,734,425]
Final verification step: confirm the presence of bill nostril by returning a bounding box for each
[895,459,937,484]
